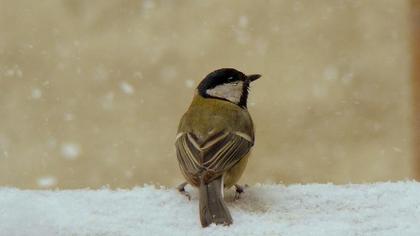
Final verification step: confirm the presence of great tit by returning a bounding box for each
[175,68,260,227]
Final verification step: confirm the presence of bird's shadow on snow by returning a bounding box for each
[224,187,274,214]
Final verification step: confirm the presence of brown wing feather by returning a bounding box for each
[175,131,253,185]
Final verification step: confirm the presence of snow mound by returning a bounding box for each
[1,182,419,236]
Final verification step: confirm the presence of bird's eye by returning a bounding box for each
[227,77,234,81]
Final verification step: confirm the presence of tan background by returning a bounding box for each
[0,0,415,189]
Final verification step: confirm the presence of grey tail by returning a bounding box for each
[199,176,233,227]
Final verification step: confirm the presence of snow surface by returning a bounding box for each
[0,182,419,236]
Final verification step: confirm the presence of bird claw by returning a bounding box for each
[180,190,191,200]
[177,182,191,200]
[234,184,248,201]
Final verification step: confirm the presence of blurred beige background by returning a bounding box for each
[0,0,415,189]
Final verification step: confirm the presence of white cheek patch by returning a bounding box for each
[206,81,243,104]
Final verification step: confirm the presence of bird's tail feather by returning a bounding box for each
[199,176,232,227]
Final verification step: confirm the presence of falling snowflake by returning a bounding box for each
[37,176,57,188]
[31,88,42,99]
[184,80,195,88]
[120,81,134,95]
[61,143,81,160]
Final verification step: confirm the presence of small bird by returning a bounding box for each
[175,68,260,227]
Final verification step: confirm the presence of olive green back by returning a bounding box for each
[177,94,254,142]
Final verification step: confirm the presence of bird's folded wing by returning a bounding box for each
[175,131,253,177]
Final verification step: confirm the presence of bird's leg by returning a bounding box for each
[234,184,248,200]
[177,182,191,200]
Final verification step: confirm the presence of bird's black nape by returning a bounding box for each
[197,68,254,108]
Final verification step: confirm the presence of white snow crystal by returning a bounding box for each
[1,150,8,159]
[46,138,57,149]
[5,69,15,77]
[124,170,134,179]
[184,79,195,88]
[93,65,109,81]
[234,30,250,44]
[36,176,57,188]
[392,147,402,152]
[341,72,354,84]
[16,69,23,77]
[64,112,74,121]
[101,92,115,110]
[238,16,248,28]
[160,66,177,83]
[31,88,42,99]
[60,143,81,160]
[0,134,10,149]
[324,65,339,81]
[120,81,134,95]
[142,0,156,10]
[4,66,23,78]
[255,39,268,55]
[312,84,328,97]
[133,71,143,79]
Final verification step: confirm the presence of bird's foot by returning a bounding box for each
[177,182,191,200]
[234,184,248,201]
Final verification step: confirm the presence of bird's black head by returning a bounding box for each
[197,68,261,108]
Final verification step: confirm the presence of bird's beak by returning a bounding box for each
[247,74,261,82]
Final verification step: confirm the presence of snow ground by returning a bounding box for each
[0,182,419,236]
